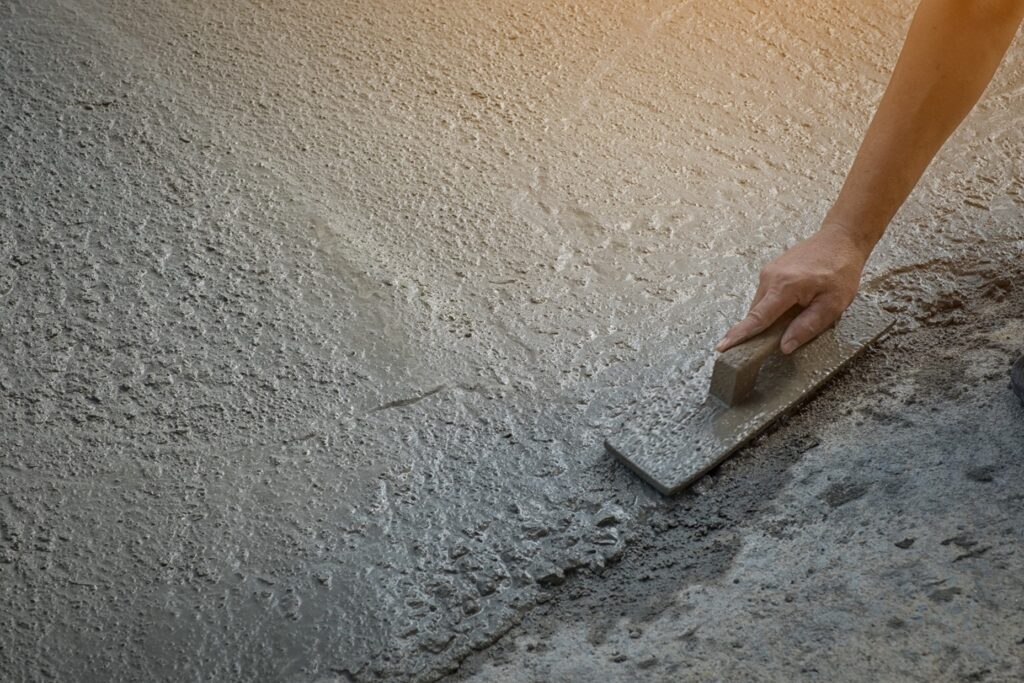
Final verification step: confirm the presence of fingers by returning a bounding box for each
[748,277,769,310]
[779,298,843,354]
[716,290,796,352]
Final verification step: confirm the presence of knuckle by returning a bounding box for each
[769,271,812,295]
[759,265,787,285]
[774,269,798,286]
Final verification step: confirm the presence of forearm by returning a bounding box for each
[825,0,1024,253]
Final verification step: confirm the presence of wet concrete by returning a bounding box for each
[450,279,1024,681]
[1,1,1023,681]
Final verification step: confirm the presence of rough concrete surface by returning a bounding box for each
[1,1,1022,681]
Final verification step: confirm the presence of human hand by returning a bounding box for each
[716,224,871,355]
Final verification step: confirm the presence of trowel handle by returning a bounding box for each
[709,306,802,406]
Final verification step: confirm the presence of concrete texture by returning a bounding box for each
[451,291,1024,682]
[1,1,1022,681]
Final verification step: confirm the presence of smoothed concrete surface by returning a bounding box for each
[2,1,1023,681]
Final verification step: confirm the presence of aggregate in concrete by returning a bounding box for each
[2,1,1023,682]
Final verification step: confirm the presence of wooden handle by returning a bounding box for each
[709,306,802,406]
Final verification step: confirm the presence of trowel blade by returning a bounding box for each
[605,298,894,495]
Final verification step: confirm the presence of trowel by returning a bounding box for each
[605,297,893,495]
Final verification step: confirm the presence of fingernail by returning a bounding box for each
[780,339,797,354]
[716,337,730,351]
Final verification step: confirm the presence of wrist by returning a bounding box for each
[818,215,884,261]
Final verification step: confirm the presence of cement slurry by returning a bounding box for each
[2,1,1023,681]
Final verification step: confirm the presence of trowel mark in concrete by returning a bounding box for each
[374,385,448,412]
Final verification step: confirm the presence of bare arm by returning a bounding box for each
[718,0,1024,354]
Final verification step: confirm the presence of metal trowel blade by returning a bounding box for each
[605,298,893,495]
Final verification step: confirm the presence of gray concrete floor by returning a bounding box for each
[2,1,1023,681]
